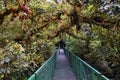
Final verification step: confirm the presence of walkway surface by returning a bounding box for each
[53,50,76,80]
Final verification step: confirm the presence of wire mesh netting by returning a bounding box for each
[28,49,58,80]
[65,50,109,80]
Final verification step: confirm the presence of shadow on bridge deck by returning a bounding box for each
[53,51,76,80]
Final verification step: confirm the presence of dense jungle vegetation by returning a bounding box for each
[0,0,120,80]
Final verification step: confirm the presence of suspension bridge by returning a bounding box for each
[28,48,109,80]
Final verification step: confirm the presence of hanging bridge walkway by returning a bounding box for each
[28,49,109,80]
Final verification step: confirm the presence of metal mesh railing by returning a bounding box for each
[28,49,58,80]
[65,50,109,80]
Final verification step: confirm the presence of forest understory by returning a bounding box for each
[0,0,120,80]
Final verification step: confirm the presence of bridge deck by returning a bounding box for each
[53,51,76,80]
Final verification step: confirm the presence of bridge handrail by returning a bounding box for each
[28,49,59,80]
[65,49,109,80]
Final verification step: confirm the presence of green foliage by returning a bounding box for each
[67,25,120,79]
[0,0,120,80]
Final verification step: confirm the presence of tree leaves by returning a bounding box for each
[0,0,120,79]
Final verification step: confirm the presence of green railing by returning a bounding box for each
[28,49,58,80]
[28,48,109,80]
[65,50,109,80]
